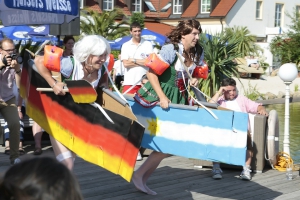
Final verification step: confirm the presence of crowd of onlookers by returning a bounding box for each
[0,19,269,199]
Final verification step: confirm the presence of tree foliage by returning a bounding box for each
[80,8,130,40]
[129,12,145,28]
[223,26,258,57]
[198,32,241,97]
[269,8,300,66]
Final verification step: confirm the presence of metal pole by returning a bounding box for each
[283,82,291,155]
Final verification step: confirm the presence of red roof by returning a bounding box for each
[85,0,102,13]
[182,0,199,18]
[144,22,174,36]
[210,0,237,17]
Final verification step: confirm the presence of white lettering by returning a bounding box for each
[45,0,52,11]
[38,0,43,8]
[67,1,71,12]
[31,0,35,7]
[9,0,72,13]
[26,0,31,7]
[52,0,57,11]
[59,0,66,11]
[56,0,60,11]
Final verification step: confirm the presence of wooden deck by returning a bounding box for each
[0,146,299,200]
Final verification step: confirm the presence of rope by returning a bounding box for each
[274,151,295,172]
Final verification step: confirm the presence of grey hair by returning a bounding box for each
[73,35,111,63]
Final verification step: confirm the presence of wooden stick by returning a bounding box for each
[36,88,69,92]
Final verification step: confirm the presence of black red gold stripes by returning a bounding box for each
[21,55,144,182]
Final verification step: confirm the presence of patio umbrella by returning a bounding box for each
[27,25,57,42]
[0,30,4,40]
[0,25,33,40]
[108,29,167,50]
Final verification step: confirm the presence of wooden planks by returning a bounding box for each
[0,146,299,200]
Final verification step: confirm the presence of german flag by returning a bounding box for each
[21,55,144,182]
[65,80,98,103]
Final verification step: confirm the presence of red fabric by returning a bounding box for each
[122,85,141,94]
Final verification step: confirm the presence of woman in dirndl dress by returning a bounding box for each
[132,19,205,195]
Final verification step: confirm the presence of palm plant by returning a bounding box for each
[223,26,257,57]
[198,32,241,97]
[15,41,43,58]
[80,8,130,40]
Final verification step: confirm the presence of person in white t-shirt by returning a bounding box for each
[113,54,125,90]
[121,22,154,94]
[246,55,260,69]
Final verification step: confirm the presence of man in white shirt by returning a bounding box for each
[113,54,125,90]
[121,22,153,94]
[121,22,154,161]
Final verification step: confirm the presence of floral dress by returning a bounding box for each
[134,43,203,107]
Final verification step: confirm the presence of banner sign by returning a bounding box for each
[0,10,64,25]
[4,0,78,16]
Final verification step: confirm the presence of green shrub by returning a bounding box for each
[244,82,264,101]
[295,84,299,92]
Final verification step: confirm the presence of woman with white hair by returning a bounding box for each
[35,35,111,170]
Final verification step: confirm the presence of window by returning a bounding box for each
[256,1,262,19]
[274,4,283,27]
[79,0,84,9]
[145,1,156,12]
[132,0,142,12]
[103,0,113,11]
[173,0,182,14]
[161,2,171,12]
[296,6,300,16]
[201,0,210,13]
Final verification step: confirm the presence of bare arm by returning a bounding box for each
[147,69,170,109]
[209,86,226,103]
[122,58,146,68]
[34,56,65,95]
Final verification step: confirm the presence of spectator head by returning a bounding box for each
[63,35,75,45]
[130,22,142,31]
[73,35,111,63]
[167,19,203,65]
[130,22,142,42]
[0,157,83,200]
[63,35,75,52]
[0,38,16,57]
[221,78,236,87]
[221,78,237,100]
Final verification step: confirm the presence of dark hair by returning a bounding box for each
[167,19,203,65]
[0,38,14,49]
[221,78,236,87]
[0,157,83,200]
[130,22,142,31]
[63,35,75,45]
